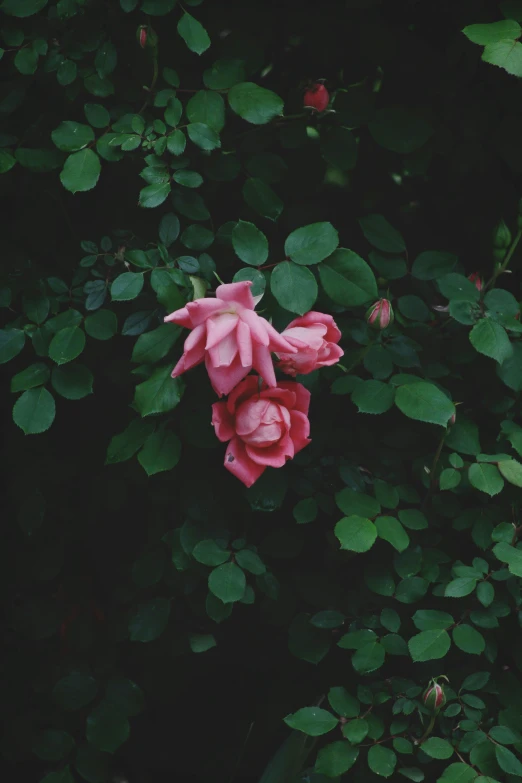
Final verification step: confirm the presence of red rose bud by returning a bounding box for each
[303,83,329,112]
[423,682,446,713]
[366,299,394,330]
[138,25,147,48]
[468,272,483,292]
[449,412,456,426]
[137,24,158,51]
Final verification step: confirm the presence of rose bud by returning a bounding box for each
[468,272,483,292]
[366,299,394,330]
[493,219,512,249]
[303,83,329,112]
[138,25,147,48]
[276,311,344,377]
[137,24,158,51]
[448,412,456,426]
[423,681,446,714]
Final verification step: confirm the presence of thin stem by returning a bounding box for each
[484,228,522,293]
[138,53,159,115]
[417,715,436,745]
[422,430,447,510]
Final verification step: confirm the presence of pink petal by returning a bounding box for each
[224,436,265,487]
[227,376,259,413]
[246,433,294,467]
[206,354,249,397]
[317,343,344,367]
[171,354,188,378]
[205,313,239,350]
[185,298,225,326]
[236,399,271,436]
[216,281,255,310]
[211,402,235,442]
[184,323,206,351]
[252,343,277,387]
[279,381,311,415]
[164,306,191,328]
[263,319,298,353]
[237,320,253,367]
[208,331,239,368]
[283,325,327,350]
[289,409,311,453]
[259,386,296,410]
[239,309,269,346]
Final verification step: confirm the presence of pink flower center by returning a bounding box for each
[235,399,285,448]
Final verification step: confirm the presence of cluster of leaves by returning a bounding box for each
[3,1,522,782]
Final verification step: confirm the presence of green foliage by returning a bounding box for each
[3,1,522,782]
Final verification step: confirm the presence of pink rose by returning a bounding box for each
[276,311,344,377]
[211,376,311,487]
[164,281,296,397]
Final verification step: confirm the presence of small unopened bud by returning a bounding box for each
[493,247,506,264]
[366,298,394,330]
[493,219,512,249]
[468,272,483,292]
[448,412,456,426]
[423,681,446,714]
[137,24,158,51]
[303,83,330,112]
[139,26,147,48]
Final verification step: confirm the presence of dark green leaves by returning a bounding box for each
[270,262,318,315]
[0,328,25,363]
[359,214,406,254]
[49,326,85,364]
[129,598,170,642]
[60,150,101,193]
[53,672,98,711]
[369,108,433,154]
[242,178,283,221]
[284,222,339,265]
[408,630,451,661]
[134,365,184,416]
[137,428,181,476]
[468,463,504,496]
[315,742,359,776]
[1,0,48,16]
[462,19,522,44]
[208,563,246,603]
[482,40,522,77]
[368,745,397,778]
[111,272,144,301]
[86,702,130,752]
[284,707,338,736]
[232,220,268,266]
[177,12,210,55]
[319,249,377,306]
[335,515,377,553]
[139,183,171,208]
[395,382,455,427]
[228,82,284,125]
[470,318,513,363]
[13,387,55,434]
[52,122,94,152]
[421,737,454,760]
[131,324,180,363]
[352,380,395,414]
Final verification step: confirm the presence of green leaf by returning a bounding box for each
[453,624,485,655]
[84,103,110,128]
[233,267,266,297]
[60,150,101,193]
[13,387,55,434]
[477,581,494,607]
[398,509,428,530]
[445,577,478,598]
[343,718,369,743]
[95,41,117,78]
[0,148,16,173]
[52,121,94,152]
[376,516,410,552]
[208,562,246,603]
[369,107,433,154]
[468,463,504,496]
[16,147,64,172]
[14,47,38,74]
[167,130,186,156]
[319,248,377,306]
[293,497,318,524]
[1,0,48,17]
[482,42,522,76]
[270,262,318,316]
[462,672,490,691]
[320,126,358,170]
[352,380,395,414]
[436,763,476,783]
[335,515,377,553]
[440,468,461,490]
[285,222,339,266]
[33,730,75,761]
[132,324,181,363]
[193,539,231,566]
[232,220,269,266]
[235,549,266,575]
[84,309,117,340]
[352,639,385,673]
[139,182,171,208]
[159,213,181,247]
[177,11,210,55]
[49,326,85,364]
[408,630,451,661]
[187,122,221,151]
[204,59,245,90]
[242,178,283,221]
[469,319,513,363]
[310,610,345,629]
[395,382,455,427]
[228,82,284,125]
[0,328,25,363]
[128,597,170,642]
[493,541,522,576]
[315,742,359,776]
[134,365,184,416]
[381,608,401,633]
[498,458,522,486]
[359,214,406,254]
[421,738,454,760]
[151,269,185,310]
[497,343,522,390]
[495,745,522,776]
[438,273,480,303]
[175,171,204,189]
[138,428,181,475]
[288,613,330,664]
[338,629,376,649]
[368,745,397,778]
[105,677,144,717]
[412,251,458,280]
[412,610,454,631]
[189,633,216,653]
[86,701,130,753]
[11,363,50,392]
[328,686,360,718]
[52,671,98,711]
[463,19,522,44]
[445,416,481,455]
[111,272,144,301]
[489,726,519,744]
[336,489,380,518]
[186,90,225,132]
[284,707,338,736]
[106,419,156,464]
[52,364,93,399]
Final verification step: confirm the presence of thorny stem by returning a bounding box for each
[483,228,522,293]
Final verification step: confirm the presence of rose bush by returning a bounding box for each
[2,2,522,783]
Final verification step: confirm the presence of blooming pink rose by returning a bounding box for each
[164,281,296,397]
[276,311,344,377]
[211,376,311,487]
